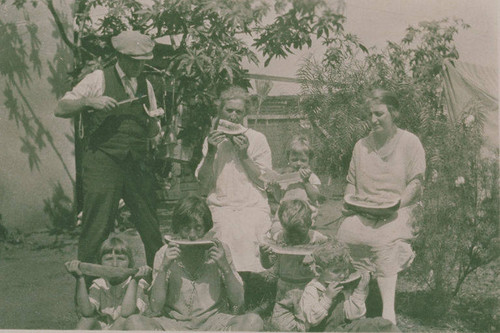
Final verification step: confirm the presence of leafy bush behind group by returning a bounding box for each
[298,19,499,304]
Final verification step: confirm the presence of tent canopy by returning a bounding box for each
[442,59,499,149]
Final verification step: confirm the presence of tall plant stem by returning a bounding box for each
[12,79,75,186]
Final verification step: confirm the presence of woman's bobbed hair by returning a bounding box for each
[367,88,400,116]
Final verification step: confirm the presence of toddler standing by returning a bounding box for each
[268,135,321,224]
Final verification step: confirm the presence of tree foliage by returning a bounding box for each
[1,0,348,229]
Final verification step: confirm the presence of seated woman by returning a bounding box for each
[337,88,426,325]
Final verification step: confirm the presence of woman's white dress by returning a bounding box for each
[196,128,272,272]
[337,128,426,277]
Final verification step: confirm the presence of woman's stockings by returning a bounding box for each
[377,274,398,325]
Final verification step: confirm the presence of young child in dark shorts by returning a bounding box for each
[259,199,328,331]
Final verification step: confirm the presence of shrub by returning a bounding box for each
[299,19,499,303]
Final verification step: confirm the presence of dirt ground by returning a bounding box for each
[0,198,498,331]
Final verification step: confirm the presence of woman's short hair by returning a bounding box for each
[368,88,400,116]
[218,86,250,112]
[278,199,312,231]
[285,135,314,160]
[172,195,213,234]
[99,236,134,268]
[312,241,353,275]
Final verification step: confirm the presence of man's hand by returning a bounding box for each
[208,239,230,269]
[134,265,152,281]
[84,96,118,111]
[162,243,180,271]
[231,134,249,159]
[207,130,227,152]
[299,168,312,182]
[325,281,343,300]
[65,260,83,278]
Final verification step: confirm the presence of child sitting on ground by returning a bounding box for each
[299,242,399,332]
[268,135,322,224]
[259,199,328,331]
[122,195,263,331]
[65,236,152,330]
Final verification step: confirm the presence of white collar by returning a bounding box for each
[115,63,127,80]
[115,63,137,83]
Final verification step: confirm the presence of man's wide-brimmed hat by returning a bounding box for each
[111,31,154,60]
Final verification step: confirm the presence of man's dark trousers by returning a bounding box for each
[77,65,163,268]
[78,149,162,267]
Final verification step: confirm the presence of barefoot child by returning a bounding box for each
[299,242,399,332]
[123,195,263,331]
[65,236,152,330]
[259,199,327,331]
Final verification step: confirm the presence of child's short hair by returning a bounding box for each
[172,195,213,234]
[312,241,353,276]
[99,236,134,268]
[285,135,314,160]
[278,200,312,237]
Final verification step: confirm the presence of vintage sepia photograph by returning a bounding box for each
[0,0,498,332]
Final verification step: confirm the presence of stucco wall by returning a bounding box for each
[0,1,75,231]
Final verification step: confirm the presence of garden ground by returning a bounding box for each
[0,197,498,331]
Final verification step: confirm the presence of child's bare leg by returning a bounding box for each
[123,314,162,330]
[227,313,264,331]
[377,274,398,325]
[75,317,100,330]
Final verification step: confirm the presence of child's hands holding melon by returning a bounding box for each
[65,260,83,278]
[134,265,152,281]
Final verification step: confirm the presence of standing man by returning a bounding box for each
[56,31,163,267]
[196,86,273,301]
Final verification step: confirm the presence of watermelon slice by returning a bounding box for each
[344,194,400,217]
[217,119,248,135]
[260,169,302,189]
[338,272,362,285]
[164,235,215,249]
[260,236,319,256]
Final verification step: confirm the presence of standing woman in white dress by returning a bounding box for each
[196,86,273,276]
[337,89,426,325]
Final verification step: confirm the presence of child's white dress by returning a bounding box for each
[88,276,149,329]
[196,128,273,272]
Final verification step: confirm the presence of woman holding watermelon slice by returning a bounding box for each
[337,89,426,325]
[196,86,273,279]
